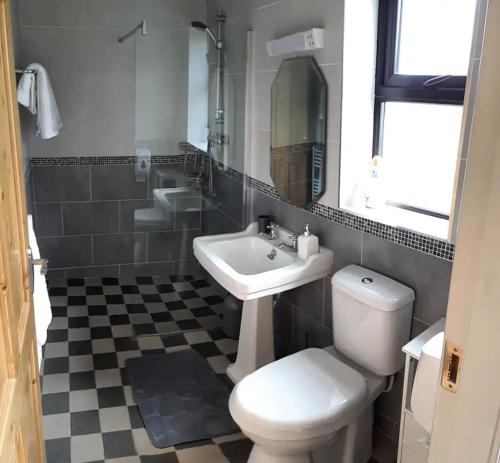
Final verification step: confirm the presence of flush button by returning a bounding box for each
[361,277,373,284]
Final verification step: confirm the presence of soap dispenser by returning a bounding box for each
[297,224,319,260]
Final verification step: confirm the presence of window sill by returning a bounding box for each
[343,203,450,241]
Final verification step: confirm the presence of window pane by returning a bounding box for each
[396,0,476,76]
[381,102,463,216]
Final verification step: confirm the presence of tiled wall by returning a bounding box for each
[32,159,204,278]
[15,0,205,158]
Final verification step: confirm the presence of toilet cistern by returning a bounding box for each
[193,222,333,382]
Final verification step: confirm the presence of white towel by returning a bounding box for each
[27,215,52,369]
[17,63,62,139]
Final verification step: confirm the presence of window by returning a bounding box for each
[374,0,476,219]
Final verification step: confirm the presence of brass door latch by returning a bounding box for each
[441,340,462,393]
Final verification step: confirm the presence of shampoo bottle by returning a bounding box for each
[297,224,319,260]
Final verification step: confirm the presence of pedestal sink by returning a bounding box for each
[193,222,334,383]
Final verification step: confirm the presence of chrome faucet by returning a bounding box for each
[278,234,298,252]
[267,222,280,240]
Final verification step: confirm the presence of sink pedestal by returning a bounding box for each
[226,295,275,383]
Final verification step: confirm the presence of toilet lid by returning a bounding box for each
[229,348,369,441]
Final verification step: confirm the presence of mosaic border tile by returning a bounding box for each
[245,176,455,262]
[29,154,201,166]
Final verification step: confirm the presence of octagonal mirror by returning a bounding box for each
[270,56,327,209]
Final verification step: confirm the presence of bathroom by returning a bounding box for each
[0,0,495,462]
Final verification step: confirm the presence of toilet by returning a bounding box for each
[229,265,415,463]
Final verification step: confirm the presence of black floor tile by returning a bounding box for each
[140,349,165,357]
[45,437,71,463]
[102,277,119,285]
[105,295,124,304]
[142,294,162,303]
[178,290,198,300]
[109,314,130,325]
[44,357,70,374]
[191,279,210,289]
[93,353,118,370]
[69,316,90,328]
[203,295,224,305]
[136,276,153,284]
[114,336,139,352]
[191,342,222,358]
[207,327,226,341]
[177,319,201,330]
[91,327,113,339]
[86,286,104,295]
[161,334,187,348]
[49,287,68,296]
[42,392,69,415]
[70,371,96,391]
[133,323,157,335]
[71,410,100,436]
[47,329,68,343]
[102,430,135,459]
[166,300,187,311]
[126,304,147,313]
[219,439,253,463]
[140,454,179,463]
[121,285,139,294]
[51,307,68,317]
[151,311,173,323]
[68,278,85,286]
[88,305,107,316]
[97,386,126,408]
[127,405,144,429]
[68,296,87,306]
[156,284,174,293]
[69,340,92,356]
[190,306,215,317]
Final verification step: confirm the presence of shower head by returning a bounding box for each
[191,20,222,49]
[191,21,207,31]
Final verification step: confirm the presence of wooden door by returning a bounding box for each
[0,0,45,462]
[428,0,500,461]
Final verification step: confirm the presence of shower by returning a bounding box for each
[191,10,227,195]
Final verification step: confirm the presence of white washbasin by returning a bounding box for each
[194,222,334,383]
[194,222,333,300]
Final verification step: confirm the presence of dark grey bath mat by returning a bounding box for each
[126,349,238,448]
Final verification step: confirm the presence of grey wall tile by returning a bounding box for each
[65,265,120,278]
[214,170,244,226]
[375,371,405,423]
[33,166,90,202]
[362,234,453,325]
[19,0,87,27]
[91,166,148,201]
[63,202,119,235]
[282,279,324,324]
[292,306,333,351]
[273,295,294,352]
[249,189,297,230]
[120,200,174,232]
[148,230,201,262]
[120,262,175,277]
[35,203,62,237]
[39,235,92,268]
[202,210,242,236]
[93,233,147,265]
[173,260,200,275]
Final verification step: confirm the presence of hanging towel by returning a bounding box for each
[27,215,52,369]
[17,63,62,139]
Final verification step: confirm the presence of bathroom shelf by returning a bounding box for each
[397,318,446,463]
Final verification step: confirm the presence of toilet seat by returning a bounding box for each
[229,348,371,442]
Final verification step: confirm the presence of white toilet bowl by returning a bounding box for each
[229,347,385,463]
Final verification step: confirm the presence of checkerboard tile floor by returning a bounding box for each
[42,275,252,463]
